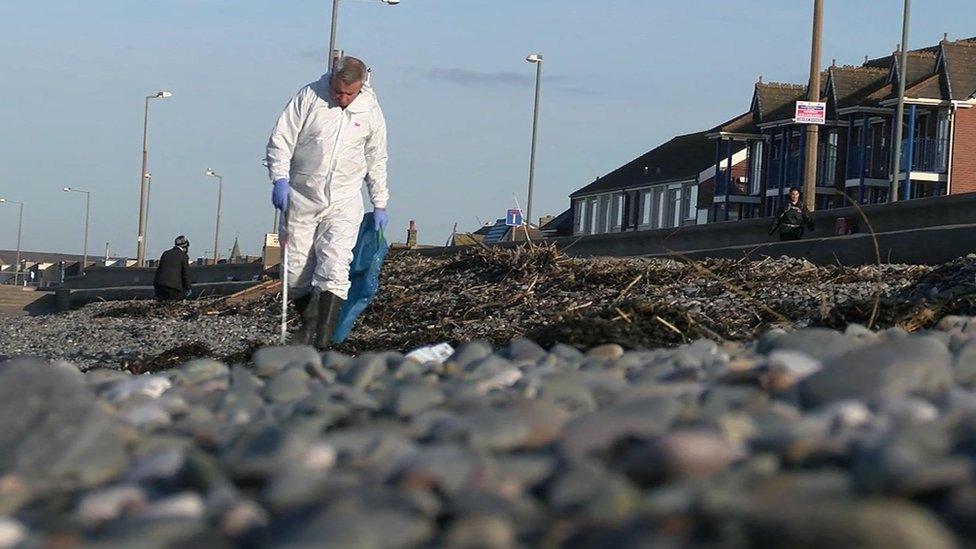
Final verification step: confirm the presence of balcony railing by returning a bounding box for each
[901,137,948,173]
[714,170,751,196]
[846,144,890,179]
[768,153,802,190]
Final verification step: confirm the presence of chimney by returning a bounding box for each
[407,220,418,248]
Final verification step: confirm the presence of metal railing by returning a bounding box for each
[846,144,890,179]
[767,154,802,190]
[901,137,948,173]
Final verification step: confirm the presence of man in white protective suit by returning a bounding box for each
[266,56,389,350]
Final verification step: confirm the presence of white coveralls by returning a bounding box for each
[266,73,388,300]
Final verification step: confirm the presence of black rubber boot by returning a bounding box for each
[291,292,319,346]
[313,291,344,351]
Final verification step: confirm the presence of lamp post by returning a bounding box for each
[136,90,172,266]
[143,172,153,255]
[205,168,224,264]
[891,0,912,203]
[328,0,400,71]
[525,53,543,228]
[63,187,91,276]
[802,0,823,212]
[0,199,24,285]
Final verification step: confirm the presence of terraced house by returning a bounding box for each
[569,132,746,235]
[704,35,976,223]
[567,35,976,236]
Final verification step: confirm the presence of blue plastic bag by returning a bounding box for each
[332,212,389,344]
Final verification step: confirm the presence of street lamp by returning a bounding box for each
[328,0,400,71]
[143,172,153,255]
[891,0,912,203]
[63,187,92,276]
[525,53,543,228]
[0,199,24,285]
[205,168,224,264]
[136,90,173,267]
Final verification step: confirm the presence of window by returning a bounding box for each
[750,141,763,195]
[616,194,625,227]
[574,200,584,234]
[653,187,665,229]
[588,198,598,235]
[821,130,838,188]
[597,195,610,233]
[667,187,681,228]
[610,193,624,230]
[640,191,652,226]
[686,184,698,220]
[937,109,950,172]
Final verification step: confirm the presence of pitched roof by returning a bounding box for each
[903,72,946,100]
[709,111,759,136]
[570,131,744,198]
[230,237,242,259]
[754,82,807,123]
[0,250,88,265]
[942,41,976,100]
[897,51,939,87]
[540,208,573,236]
[828,66,890,109]
[864,43,939,68]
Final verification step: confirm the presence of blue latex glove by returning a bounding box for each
[184,289,192,299]
[271,178,290,211]
[373,208,388,232]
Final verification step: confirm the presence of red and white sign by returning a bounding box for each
[795,101,826,125]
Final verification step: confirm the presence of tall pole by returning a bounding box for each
[144,173,152,255]
[136,91,171,265]
[214,175,223,264]
[15,203,22,286]
[206,169,224,264]
[136,96,150,266]
[803,0,823,212]
[329,0,340,71]
[64,188,92,275]
[526,54,543,228]
[83,191,90,274]
[891,0,912,203]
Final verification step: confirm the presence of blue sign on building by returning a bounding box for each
[506,209,523,227]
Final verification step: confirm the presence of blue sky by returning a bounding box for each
[1,1,974,257]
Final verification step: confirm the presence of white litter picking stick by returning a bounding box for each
[279,210,289,344]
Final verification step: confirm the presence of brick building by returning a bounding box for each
[701,35,976,222]
[566,35,976,236]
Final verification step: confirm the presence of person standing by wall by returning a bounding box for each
[769,187,814,241]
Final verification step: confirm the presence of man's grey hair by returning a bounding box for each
[332,56,367,85]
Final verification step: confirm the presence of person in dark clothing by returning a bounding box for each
[769,187,814,241]
[154,235,192,301]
